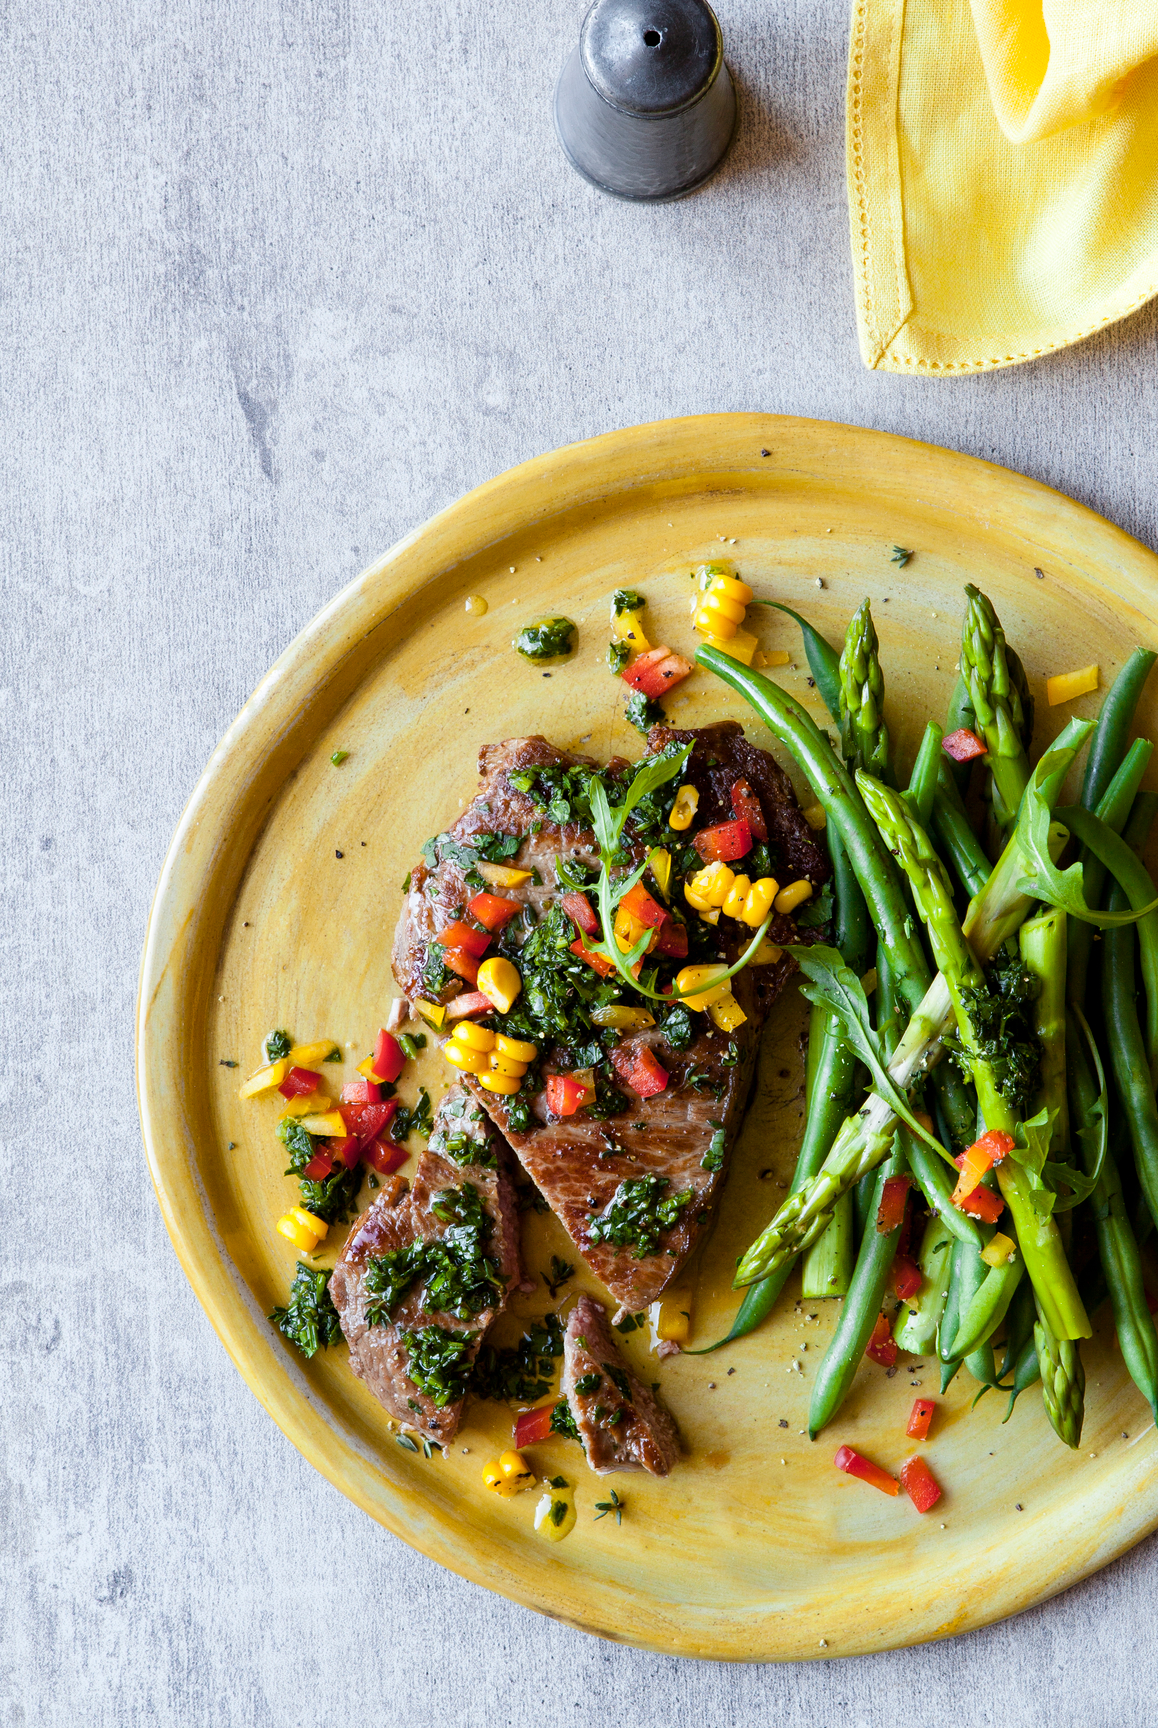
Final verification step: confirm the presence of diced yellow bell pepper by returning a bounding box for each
[704,627,758,666]
[287,1040,338,1067]
[415,999,448,1030]
[475,860,533,888]
[648,847,672,898]
[452,1021,496,1052]
[675,964,731,1010]
[751,938,784,965]
[980,1232,1017,1268]
[279,1094,332,1120]
[239,1058,290,1099]
[477,1069,522,1096]
[611,600,650,653]
[293,1110,347,1137]
[1046,665,1099,706]
[590,1005,656,1030]
[648,1292,692,1345]
[495,1033,538,1062]
[614,904,653,955]
[764,649,791,668]
[357,1055,387,1082]
[477,957,522,1013]
[774,879,813,915]
[708,991,747,1032]
[668,785,699,831]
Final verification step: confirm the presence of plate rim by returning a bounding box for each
[137,411,1158,1660]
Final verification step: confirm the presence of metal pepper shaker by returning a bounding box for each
[554,0,736,202]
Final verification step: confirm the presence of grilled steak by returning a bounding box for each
[561,1296,680,1476]
[391,725,828,1313]
[329,1087,518,1442]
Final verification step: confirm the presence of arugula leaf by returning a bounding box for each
[795,880,834,930]
[1014,743,1156,925]
[787,945,956,1166]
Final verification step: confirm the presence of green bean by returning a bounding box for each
[1064,800,1158,1079]
[1066,737,1154,1008]
[1001,1332,1042,1419]
[894,1215,954,1355]
[906,723,945,827]
[931,763,991,900]
[1068,1007,1158,1420]
[807,1138,908,1438]
[759,602,842,721]
[1103,859,1158,1231]
[999,1273,1037,1380]
[904,1129,984,1249]
[853,1168,876,1239]
[939,1234,997,1394]
[1079,647,1157,814]
[951,1249,1025,1357]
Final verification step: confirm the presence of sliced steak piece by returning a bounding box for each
[390,728,828,1313]
[329,1087,519,1442]
[561,1296,680,1476]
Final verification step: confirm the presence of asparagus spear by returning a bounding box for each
[855,774,1089,1342]
[1035,1311,1084,1449]
[839,600,891,779]
[959,585,1031,828]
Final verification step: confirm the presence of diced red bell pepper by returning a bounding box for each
[865,1311,898,1367]
[620,645,694,700]
[876,1174,911,1235]
[561,891,600,937]
[301,1150,336,1179]
[653,919,688,959]
[730,776,768,842]
[364,1137,408,1176]
[372,1028,406,1084]
[570,937,616,977]
[436,920,491,960]
[619,881,667,930]
[442,947,480,985]
[834,1444,899,1496]
[610,1043,669,1099]
[942,727,988,764]
[956,1184,1005,1223]
[339,1099,398,1147]
[900,1455,942,1513]
[906,1397,936,1441]
[544,1073,592,1117]
[445,991,493,1020]
[277,1066,323,1099]
[692,818,753,865]
[322,1135,361,1170]
[891,1255,922,1301]
[468,890,522,932]
[340,1079,382,1106]
[514,1404,556,1449]
[951,1129,1015,1204]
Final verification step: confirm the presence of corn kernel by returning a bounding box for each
[699,906,721,925]
[478,1069,523,1096]
[1046,665,1099,706]
[475,861,533,888]
[981,1232,1017,1268]
[705,627,759,666]
[286,1040,338,1067]
[708,991,748,1032]
[484,1455,534,1499]
[477,957,522,1013]
[694,603,737,640]
[239,1058,290,1099]
[482,1459,507,1493]
[414,999,448,1030]
[290,1206,329,1241]
[688,860,735,908]
[775,879,813,915]
[648,1293,692,1345]
[590,1005,656,1031]
[498,1449,535,1488]
[495,1033,538,1062]
[648,846,672,897]
[706,573,754,606]
[675,964,731,1010]
[279,1094,332,1119]
[741,877,778,925]
[751,938,784,965]
[452,1021,496,1052]
[802,804,827,830]
[683,881,713,912]
[720,873,751,921]
[488,1049,527,1078]
[295,1110,347,1137]
[444,1041,488,1073]
[276,1214,318,1251]
[668,784,700,831]
[700,589,747,626]
[534,1486,576,1541]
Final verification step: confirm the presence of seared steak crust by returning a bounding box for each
[390,729,829,1313]
[329,1088,518,1442]
[562,1296,680,1476]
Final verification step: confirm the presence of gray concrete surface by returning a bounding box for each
[6,0,1158,1722]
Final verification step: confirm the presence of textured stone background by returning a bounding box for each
[6,0,1158,1722]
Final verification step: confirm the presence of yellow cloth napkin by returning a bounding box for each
[847,0,1158,373]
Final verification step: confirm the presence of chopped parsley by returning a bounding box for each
[685,1065,724,1097]
[946,951,1040,1114]
[263,1029,292,1062]
[399,1326,478,1406]
[276,1117,362,1222]
[624,689,664,735]
[269,1264,341,1359]
[364,1183,506,1324]
[575,1371,603,1395]
[472,1313,565,1404]
[607,639,630,675]
[514,616,577,661]
[323,1047,344,1062]
[613,1312,646,1334]
[702,1121,727,1172]
[588,1176,694,1259]
[659,1003,695,1052]
[550,1399,581,1441]
[602,1362,633,1402]
[422,947,455,995]
[544,1254,575,1298]
[397,1032,426,1060]
[612,589,646,616]
[390,1087,434,1143]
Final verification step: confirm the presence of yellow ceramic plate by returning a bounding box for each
[138,414,1158,1661]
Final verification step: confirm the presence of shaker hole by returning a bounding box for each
[642,28,662,45]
